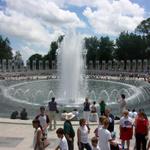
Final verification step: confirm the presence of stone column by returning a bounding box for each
[89,60,93,70]
[26,60,30,71]
[95,60,99,70]
[143,59,148,73]
[108,60,112,71]
[32,60,36,71]
[8,59,12,72]
[39,60,43,70]
[102,60,106,70]
[45,60,49,70]
[113,60,118,71]
[52,60,56,69]
[137,59,142,72]
[126,60,131,72]
[131,60,136,72]
[0,61,2,72]
[119,60,125,71]
[2,59,6,72]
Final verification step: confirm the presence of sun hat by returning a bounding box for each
[63,112,75,120]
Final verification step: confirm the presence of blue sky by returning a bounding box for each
[0,0,149,62]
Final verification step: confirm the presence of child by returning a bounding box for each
[94,116,106,137]
[55,128,68,150]
[98,118,118,150]
[91,137,100,150]
[120,110,133,150]
[32,119,43,150]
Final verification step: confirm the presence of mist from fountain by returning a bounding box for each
[56,31,86,104]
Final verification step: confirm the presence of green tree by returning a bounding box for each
[84,36,114,68]
[135,18,150,36]
[0,35,13,59]
[28,54,43,70]
[98,36,114,61]
[114,32,147,60]
[43,41,58,69]
[84,36,100,67]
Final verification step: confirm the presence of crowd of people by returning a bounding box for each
[30,95,150,150]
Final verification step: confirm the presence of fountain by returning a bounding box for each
[56,31,86,105]
[0,31,150,117]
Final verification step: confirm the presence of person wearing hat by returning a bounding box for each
[63,113,75,150]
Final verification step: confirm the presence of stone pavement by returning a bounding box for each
[0,118,136,150]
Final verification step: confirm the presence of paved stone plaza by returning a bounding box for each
[0,118,137,150]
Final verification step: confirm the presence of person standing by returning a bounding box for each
[134,111,149,150]
[104,108,114,133]
[99,100,106,116]
[83,98,91,125]
[35,106,50,139]
[117,94,127,116]
[77,119,91,150]
[63,113,75,150]
[48,97,58,130]
[32,119,43,150]
[119,110,133,150]
[90,101,98,122]
[98,118,112,150]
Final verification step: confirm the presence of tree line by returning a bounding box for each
[0,18,150,69]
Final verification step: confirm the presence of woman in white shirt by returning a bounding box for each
[77,118,92,150]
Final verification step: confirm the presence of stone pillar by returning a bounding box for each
[113,60,118,71]
[8,59,12,72]
[143,59,148,73]
[95,60,99,70]
[52,60,56,69]
[108,60,112,71]
[14,60,18,72]
[126,60,131,72]
[119,60,125,71]
[0,61,2,72]
[132,59,136,72]
[45,60,49,70]
[2,59,6,72]
[39,60,43,70]
[89,60,93,70]
[26,60,30,71]
[102,60,106,70]
[137,59,142,72]
[32,60,36,71]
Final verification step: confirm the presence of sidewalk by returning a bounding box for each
[0,118,135,150]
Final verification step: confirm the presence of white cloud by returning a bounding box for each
[0,0,86,61]
[83,0,145,35]
[0,0,147,61]
[5,0,85,28]
[0,11,51,45]
[70,0,145,36]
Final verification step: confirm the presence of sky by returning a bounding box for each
[0,0,150,62]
